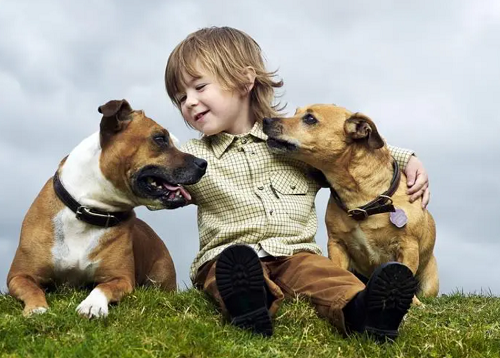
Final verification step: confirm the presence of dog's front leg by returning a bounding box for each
[8,275,49,316]
[327,236,350,270]
[416,254,439,298]
[397,240,422,305]
[76,277,133,319]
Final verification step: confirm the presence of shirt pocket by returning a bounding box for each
[269,170,312,223]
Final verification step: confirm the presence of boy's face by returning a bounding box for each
[176,67,250,136]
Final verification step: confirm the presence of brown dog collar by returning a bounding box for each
[329,160,401,221]
[53,172,132,228]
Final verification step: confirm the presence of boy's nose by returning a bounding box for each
[186,94,199,107]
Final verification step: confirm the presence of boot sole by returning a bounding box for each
[215,245,273,336]
[364,262,418,341]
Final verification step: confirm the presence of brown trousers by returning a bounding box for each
[194,252,365,334]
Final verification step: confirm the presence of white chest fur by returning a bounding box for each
[350,226,381,263]
[50,132,132,285]
[348,225,398,273]
[51,208,107,285]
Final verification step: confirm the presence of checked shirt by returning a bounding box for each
[181,121,414,281]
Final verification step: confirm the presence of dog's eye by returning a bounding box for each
[153,135,169,147]
[302,113,318,125]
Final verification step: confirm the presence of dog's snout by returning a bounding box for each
[263,117,274,127]
[194,158,207,170]
[262,117,282,137]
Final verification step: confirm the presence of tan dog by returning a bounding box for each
[262,104,438,303]
[7,99,207,317]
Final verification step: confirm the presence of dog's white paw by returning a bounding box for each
[76,288,109,319]
[24,306,48,316]
[31,307,48,314]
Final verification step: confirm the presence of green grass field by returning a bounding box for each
[0,288,499,357]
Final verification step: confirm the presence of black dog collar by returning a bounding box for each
[53,172,132,228]
[330,160,401,221]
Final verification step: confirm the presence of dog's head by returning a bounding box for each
[262,104,384,168]
[98,99,207,209]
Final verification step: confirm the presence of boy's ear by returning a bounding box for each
[242,66,256,93]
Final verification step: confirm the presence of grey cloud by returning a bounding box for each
[0,0,498,295]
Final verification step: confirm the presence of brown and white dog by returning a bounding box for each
[263,104,438,304]
[7,99,207,317]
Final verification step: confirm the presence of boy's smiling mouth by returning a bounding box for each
[195,110,209,121]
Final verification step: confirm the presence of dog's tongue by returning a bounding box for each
[177,186,191,201]
[163,183,192,201]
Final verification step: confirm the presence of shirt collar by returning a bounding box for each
[209,121,269,159]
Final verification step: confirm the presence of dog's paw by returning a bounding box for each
[76,288,109,319]
[23,306,48,317]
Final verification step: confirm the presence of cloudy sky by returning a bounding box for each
[1,0,499,296]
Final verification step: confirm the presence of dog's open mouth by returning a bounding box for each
[266,137,298,152]
[134,166,193,208]
[142,176,191,202]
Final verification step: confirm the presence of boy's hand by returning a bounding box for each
[404,156,430,208]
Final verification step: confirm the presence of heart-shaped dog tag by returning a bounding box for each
[390,208,408,228]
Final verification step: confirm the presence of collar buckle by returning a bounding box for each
[76,206,113,228]
[377,194,393,205]
[347,208,368,220]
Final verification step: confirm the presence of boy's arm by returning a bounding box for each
[387,145,414,170]
[388,145,430,209]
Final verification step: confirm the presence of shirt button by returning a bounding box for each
[258,186,264,190]
[291,185,296,190]
[241,139,248,144]
[269,210,274,215]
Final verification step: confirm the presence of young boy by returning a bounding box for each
[164,26,430,340]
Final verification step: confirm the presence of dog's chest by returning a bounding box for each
[348,226,398,270]
[51,208,105,284]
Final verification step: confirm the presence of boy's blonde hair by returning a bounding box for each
[165,27,284,126]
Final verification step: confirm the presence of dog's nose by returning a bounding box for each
[194,158,207,170]
[263,117,272,127]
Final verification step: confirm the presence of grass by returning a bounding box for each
[0,287,499,357]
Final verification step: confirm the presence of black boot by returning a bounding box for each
[215,244,273,337]
[343,262,418,341]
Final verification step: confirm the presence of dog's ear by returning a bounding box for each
[99,99,134,147]
[345,113,384,149]
[98,99,133,134]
